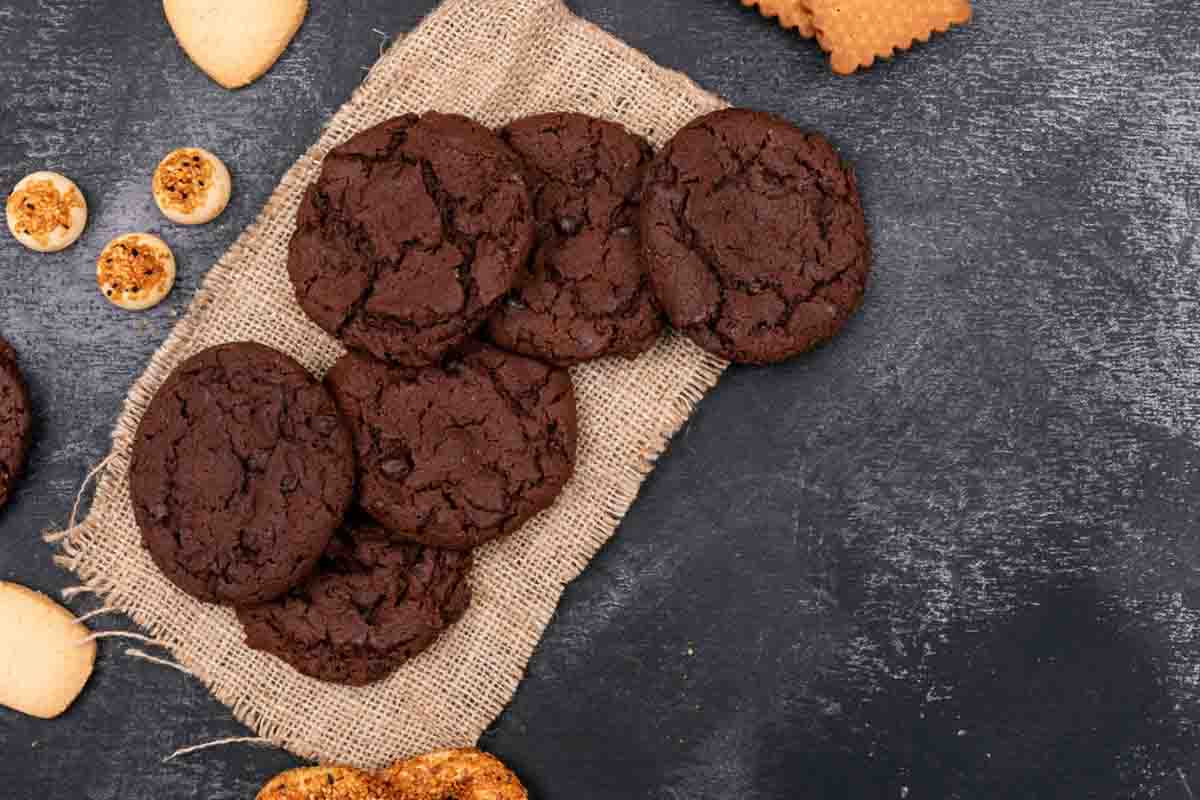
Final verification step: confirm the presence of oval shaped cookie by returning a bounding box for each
[97,233,176,311]
[641,108,872,364]
[5,171,87,253]
[130,342,355,605]
[325,343,577,551]
[287,113,534,367]
[153,147,232,225]
[0,582,95,719]
[237,517,472,685]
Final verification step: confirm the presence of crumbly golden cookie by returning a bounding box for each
[256,767,386,800]
[380,748,528,800]
[163,0,308,89]
[0,582,96,719]
[808,0,973,74]
[742,0,814,38]
[5,171,87,253]
[96,233,176,311]
[153,147,232,225]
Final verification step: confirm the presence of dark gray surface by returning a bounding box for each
[1,1,1199,798]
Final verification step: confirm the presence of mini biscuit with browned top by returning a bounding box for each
[153,147,232,225]
[5,171,88,253]
[96,233,176,311]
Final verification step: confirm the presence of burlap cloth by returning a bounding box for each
[50,0,729,768]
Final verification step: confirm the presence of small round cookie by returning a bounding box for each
[325,343,577,551]
[97,233,176,311]
[641,108,871,364]
[130,342,356,605]
[487,113,664,366]
[152,147,232,225]
[237,518,472,686]
[5,171,87,253]
[0,338,32,511]
[287,112,534,367]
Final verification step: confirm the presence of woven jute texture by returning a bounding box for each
[50,0,728,768]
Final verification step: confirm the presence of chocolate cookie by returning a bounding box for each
[0,338,31,510]
[130,343,355,605]
[641,108,871,364]
[288,113,535,367]
[486,113,664,365]
[237,518,472,686]
[326,343,577,551]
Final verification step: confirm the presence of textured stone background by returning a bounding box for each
[1,1,1199,798]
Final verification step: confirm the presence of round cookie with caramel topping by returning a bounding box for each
[487,112,663,366]
[237,517,472,686]
[325,343,577,551]
[130,342,355,605]
[5,171,87,253]
[641,108,871,364]
[287,112,534,367]
[96,233,176,311]
[153,147,232,225]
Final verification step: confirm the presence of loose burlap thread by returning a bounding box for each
[50,0,729,767]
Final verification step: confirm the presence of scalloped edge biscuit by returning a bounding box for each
[163,0,308,89]
[808,0,972,75]
[741,0,815,38]
[0,582,96,719]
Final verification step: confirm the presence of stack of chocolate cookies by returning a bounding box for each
[129,108,871,686]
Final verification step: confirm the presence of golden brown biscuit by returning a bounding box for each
[153,147,232,225]
[256,766,385,800]
[96,233,177,311]
[163,0,308,89]
[380,748,528,800]
[5,171,87,253]
[807,0,972,75]
[742,0,814,38]
[0,582,96,719]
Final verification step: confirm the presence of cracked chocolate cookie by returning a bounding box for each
[326,343,577,551]
[237,517,472,685]
[486,112,664,365]
[288,113,535,367]
[130,342,356,605]
[641,108,871,364]
[0,338,31,511]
